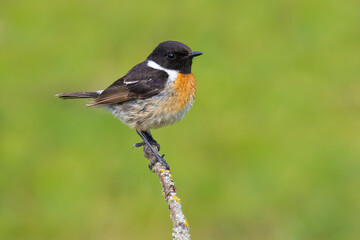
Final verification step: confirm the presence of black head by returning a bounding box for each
[147,41,202,74]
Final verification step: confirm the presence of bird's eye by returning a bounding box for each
[167,53,176,60]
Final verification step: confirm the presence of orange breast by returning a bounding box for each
[172,73,196,110]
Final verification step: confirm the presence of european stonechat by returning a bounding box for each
[56,41,203,170]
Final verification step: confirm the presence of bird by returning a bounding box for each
[56,41,202,170]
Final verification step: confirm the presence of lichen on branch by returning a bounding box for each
[143,145,190,240]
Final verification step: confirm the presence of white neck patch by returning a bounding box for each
[147,60,178,82]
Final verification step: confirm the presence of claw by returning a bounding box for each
[148,161,156,172]
[132,142,145,149]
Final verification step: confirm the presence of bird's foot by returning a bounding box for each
[136,130,169,171]
[148,154,169,171]
[133,139,160,151]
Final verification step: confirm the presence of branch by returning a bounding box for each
[142,145,190,240]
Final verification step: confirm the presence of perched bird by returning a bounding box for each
[56,41,202,170]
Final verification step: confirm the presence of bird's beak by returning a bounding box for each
[184,51,203,59]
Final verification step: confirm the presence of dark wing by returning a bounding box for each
[89,61,168,106]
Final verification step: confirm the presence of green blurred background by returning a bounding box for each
[1,0,359,239]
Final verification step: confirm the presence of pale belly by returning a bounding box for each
[106,91,195,131]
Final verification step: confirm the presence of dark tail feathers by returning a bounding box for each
[56,91,101,99]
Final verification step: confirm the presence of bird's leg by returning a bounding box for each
[136,130,169,170]
[133,130,160,151]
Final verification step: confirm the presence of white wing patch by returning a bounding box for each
[124,80,138,85]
